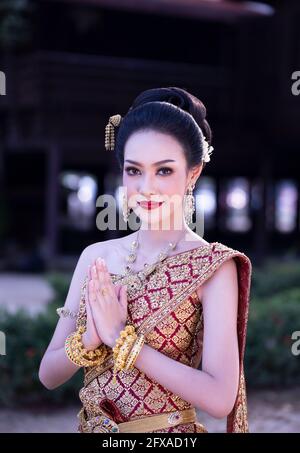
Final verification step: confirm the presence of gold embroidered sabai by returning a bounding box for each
[76,242,252,433]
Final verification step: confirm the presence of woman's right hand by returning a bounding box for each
[82,264,103,351]
[82,261,123,351]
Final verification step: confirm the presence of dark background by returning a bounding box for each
[0,0,299,272]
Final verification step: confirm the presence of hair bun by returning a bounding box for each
[129,86,212,145]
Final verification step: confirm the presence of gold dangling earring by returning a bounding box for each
[122,193,130,222]
[184,182,195,224]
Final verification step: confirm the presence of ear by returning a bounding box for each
[192,162,203,180]
[189,163,203,187]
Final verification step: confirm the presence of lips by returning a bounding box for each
[138,201,164,210]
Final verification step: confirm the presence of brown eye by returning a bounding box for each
[124,166,173,176]
[158,167,173,175]
[125,167,140,175]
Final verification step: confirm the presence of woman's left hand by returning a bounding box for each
[88,257,128,348]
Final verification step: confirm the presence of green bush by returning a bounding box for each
[0,304,83,407]
[245,287,300,388]
[45,271,72,306]
[0,263,299,407]
[0,271,81,407]
[251,259,300,298]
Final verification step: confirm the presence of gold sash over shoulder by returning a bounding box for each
[76,241,252,433]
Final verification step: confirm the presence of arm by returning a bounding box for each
[133,258,240,419]
[38,245,98,390]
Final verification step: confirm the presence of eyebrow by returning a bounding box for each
[124,159,176,166]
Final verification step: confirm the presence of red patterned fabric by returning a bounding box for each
[76,241,252,433]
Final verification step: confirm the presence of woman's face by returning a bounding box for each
[122,129,202,229]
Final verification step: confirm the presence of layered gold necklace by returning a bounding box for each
[114,229,184,295]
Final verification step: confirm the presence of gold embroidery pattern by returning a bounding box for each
[76,241,252,433]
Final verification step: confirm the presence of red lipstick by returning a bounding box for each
[138,201,164,210]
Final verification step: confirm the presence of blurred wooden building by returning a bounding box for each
[0,0,300,271]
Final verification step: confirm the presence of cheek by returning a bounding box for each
[160,175,186,196]
[161,181,178,196]
[123,175,139,207]
[123,173,135,189]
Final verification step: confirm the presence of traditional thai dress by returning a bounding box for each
[76,241,252,433]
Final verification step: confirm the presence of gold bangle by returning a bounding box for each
[125,335,145,370]
[65,333,92,367]
[65,326,108,367]
[112,333,137,384]
[112,325,136,360]
[73,326,106,359]
[115,334,137,368]
[111,325,137,384]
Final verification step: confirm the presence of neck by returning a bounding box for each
[135,219,191,252]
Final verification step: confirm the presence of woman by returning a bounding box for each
[39,87,252,433]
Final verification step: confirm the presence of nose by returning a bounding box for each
[139,174,156,198]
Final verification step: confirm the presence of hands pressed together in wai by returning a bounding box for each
[82,257,128,350]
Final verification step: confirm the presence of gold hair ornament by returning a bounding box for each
[105,114,122,151]
[104,111,213,162]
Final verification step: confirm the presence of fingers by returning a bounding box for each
[89,263,102,307]
[94,258,115,302]
[86,276,102,341]
[88,278,97,303]
[115,284,122,298]
[119,285,128,310]
[85,277,95,329]
[85,281,93,320]
[87,279,101,329]
[88,257,119,306]
[87,279,97,327]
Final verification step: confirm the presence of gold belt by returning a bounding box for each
[78,406,206,433]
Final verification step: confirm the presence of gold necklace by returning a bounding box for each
[116,230,184,295]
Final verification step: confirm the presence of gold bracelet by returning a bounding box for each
[65,334,90,367]
[112,325,136,359]
[65,334,108,367]
[115,334,137,369]
[112,332,137,384]
[111,325,137,384]
[65,326,108,367]
[65,333,107,367]
[125,335,145,370]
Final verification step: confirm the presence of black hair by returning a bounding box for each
[114,87,212,171]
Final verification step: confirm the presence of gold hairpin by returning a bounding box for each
[105,114,122,151]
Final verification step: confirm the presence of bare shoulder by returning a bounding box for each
[203,258,238,302]
[205,257,237,287]
[84,237,119,259]
[83,236,131,270]
[196,256,238,302]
